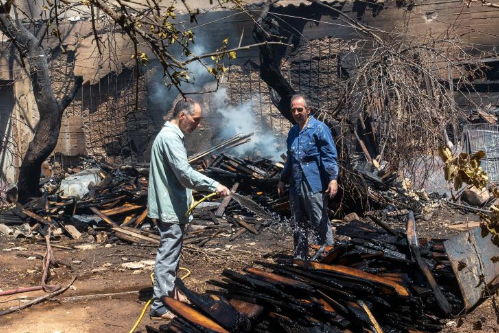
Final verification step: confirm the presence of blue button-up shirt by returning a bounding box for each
[280,116,338,195]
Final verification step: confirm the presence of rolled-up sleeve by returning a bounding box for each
[164,135,219,192]
[317,124,338,181]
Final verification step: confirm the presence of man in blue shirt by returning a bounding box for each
[278,94,339,260]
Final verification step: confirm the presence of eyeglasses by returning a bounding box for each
[291,107,305,112]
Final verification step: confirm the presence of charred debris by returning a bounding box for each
[0,133,498,331]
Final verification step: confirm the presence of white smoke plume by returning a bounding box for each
[147,41,285,161]
[211,88,284,160]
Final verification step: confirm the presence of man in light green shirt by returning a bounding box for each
[148,98,230,319]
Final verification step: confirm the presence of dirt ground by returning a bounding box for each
[0,208,498,333]
[0,223,291,333]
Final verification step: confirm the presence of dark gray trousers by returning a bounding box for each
[150,222,186,315]
[289,180,334,260]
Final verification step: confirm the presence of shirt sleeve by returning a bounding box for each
[317,124,339,182]
[163,134,219,192]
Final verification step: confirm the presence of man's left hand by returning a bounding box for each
[325,180,338,198]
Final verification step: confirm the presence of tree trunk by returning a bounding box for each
[0,13,82,202]
[252,2,296,123]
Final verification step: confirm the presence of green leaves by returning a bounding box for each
[439,147,488,191]
[441,146,499,247]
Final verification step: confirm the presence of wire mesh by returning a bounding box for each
[463,123,499,184]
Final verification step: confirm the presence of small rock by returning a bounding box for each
[0,224,13,236]
[96,231,108,243]
[121,262,145,270]
[104,244,113,248]
[92,267,108,273]
[102,263,112,267]
[53,228,64,236]
[461,186,490,207]
[3,247,27,252]
[74,244,97,250]
[141,260,155,267]
[72,260,82,265]
[446,320,457,327]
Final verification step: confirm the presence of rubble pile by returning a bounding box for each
[1,136,497,331]
[148,218,465,333]
[1,152,284,248]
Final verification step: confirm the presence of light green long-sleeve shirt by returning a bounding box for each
[147,122,219,224]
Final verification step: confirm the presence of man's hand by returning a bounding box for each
[325,180,338,198]
[277,181,286,197]
[215,184,230,197]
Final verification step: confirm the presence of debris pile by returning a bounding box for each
[2,152,282,248]
[149,216,466,333]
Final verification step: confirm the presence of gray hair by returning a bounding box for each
[290,94,309,108]
[172,98,197,118]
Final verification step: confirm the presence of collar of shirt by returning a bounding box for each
[163,121,184,139]
[293,115,317,133]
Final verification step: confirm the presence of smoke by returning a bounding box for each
[146,32,285,161]
[211,88,283,160]
[147,43,217,122]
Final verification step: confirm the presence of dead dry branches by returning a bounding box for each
[329,21,486,186]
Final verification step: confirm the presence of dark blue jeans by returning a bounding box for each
[289,180,334,260]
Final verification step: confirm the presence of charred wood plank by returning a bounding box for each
[244,267,315,293]
[234,288,309,317]
[175,278,251,332]
[357,300,384,333]
[230,228,247,241]
[262,264,364,299]
[22,209,54,226]
[406,212,451,315]
[234,217,259,235]
[229,298,263,320]
[163,297,229,333]
[318,244,352,264]
[366,213,403,237]
[209,211,221,225]
[113,227,160,245]
[222,269,293,300]
[293,260,410,297]
[215,183,239,217]
[257,261,374,296]
[89,207,119,227]
[99,203,143,216]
